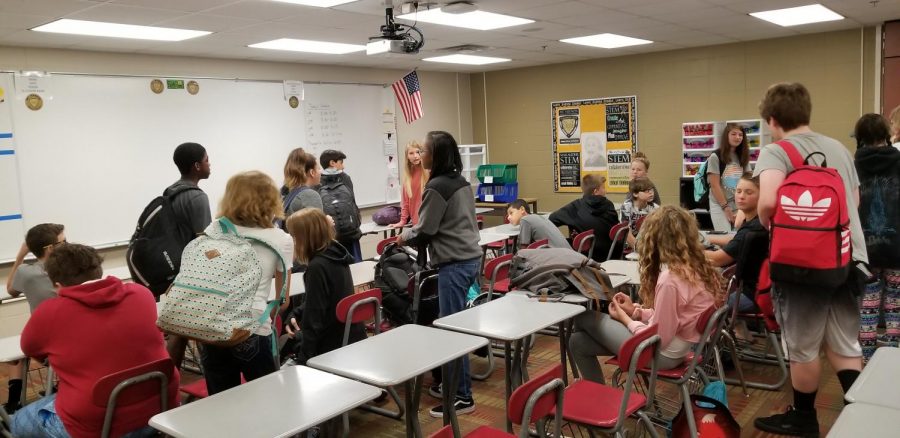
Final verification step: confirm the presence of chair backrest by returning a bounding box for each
[608,222,629,240]
[634,215,647,232]
[376,236,399,255]
[484,253,514,282]
[476,215,484,230]
[607,222,630,260]
[92,357,174,438]
[615,327,662,431]
[526,239,550,250]
[616,324,659,373]
[336,288,382,345]
[572,230,594,254]
[508,363,565,438]
[689,305,731,373]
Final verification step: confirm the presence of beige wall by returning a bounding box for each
[471,29,877,211]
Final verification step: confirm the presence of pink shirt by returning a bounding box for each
[627,270,716,360]
[399,167,425,225]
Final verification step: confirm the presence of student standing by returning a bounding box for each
[283,148,325,215]
[549,174,619,261]
[199,171,293,395]
[4,223,66,413]
[398,131,482,417]
[164,142,212,370]
[753,83,866,437]
[706,124,752,231]
[625,152,661,204]
[319,150,363,262]
[391,141,429,228]
[506,199,568,249]
[570,206,721,383]
[283,208,365,364]
[12,244,179,438]
[853,113,900,362]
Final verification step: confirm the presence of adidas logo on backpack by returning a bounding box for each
[769,140,850,287]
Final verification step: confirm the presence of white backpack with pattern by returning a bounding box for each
[157,218,288,346]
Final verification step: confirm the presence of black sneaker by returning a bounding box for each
[429,397,475,418]
[3,402,20,415]
[428,383,442,399]
[754,406,820,437]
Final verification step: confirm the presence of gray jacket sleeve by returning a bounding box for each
[401,188,446,246]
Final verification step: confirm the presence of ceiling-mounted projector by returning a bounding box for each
[367,7,424,55]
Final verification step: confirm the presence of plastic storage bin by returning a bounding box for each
[476,164,518,184]
[477,183,518,203]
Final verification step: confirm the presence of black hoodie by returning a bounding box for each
[549,194,619,261]
[293,240,365,364]
[855,145,900,267]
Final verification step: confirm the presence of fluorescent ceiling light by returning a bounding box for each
[423,54,510,65]
[270,0,358,7]
[30,19,210,41]
[397,9,533,31]
[560,33,652,49]
[749,4,843,27]
[249,38,365,54]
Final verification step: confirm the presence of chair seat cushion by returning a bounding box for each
[562,379,646,428]
[492,278,510,293]
[466,426,515,437]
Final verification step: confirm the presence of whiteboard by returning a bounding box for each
[1,73,397,260]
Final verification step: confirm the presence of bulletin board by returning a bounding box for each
[551,96,637,193]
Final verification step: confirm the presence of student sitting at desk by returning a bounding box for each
[570,206,722,384]
[549,174,618,261]
[4,223,66,413]
[283,208,365,364]
[506,199,568,249]
[390,140,429,228]
[12,243,179,438]
[620,177,659,248]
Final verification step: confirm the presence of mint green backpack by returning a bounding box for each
[157,218,288,347]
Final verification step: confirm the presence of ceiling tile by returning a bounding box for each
[109,0,240,13]
[518,1,610,21]
[0,0,95,17]
[203,0,310,21]
[154,13,264,32]
[64,4,187,25]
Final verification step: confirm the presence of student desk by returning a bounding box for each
[827,402,899,437]
[307,325,487,438]
[600,260,641,286]
[480,224,520,254]
[104,266,132,281]
[268,260,377,300]
[845,347,900,409]
[360,222,408,239]
[478,232,509,248]
[0,335,29,408]
[476,198,538,215]
[149,365,381,438]
[432,296,584,432]
[475,207,494,215]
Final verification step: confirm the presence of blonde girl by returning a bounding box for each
[391,141,429,228]
[626,152,661,204]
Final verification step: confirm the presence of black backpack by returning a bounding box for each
[126,185,201,296]
[319,176,361,241]
[374,242,420,325]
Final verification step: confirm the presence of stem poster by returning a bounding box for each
[551,96,637,193]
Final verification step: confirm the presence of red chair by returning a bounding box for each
[429,364,566,438]
[607,222,630,261]
[571,230,595,259]
[563,326,661,438]
[92,357,175,438]
[526,239,550,250]
[476,215,485,230]
[336,289,404,423]
[377,236,400,256]
[483,254,514,299]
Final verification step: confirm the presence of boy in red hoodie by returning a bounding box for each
[11,244,178,438]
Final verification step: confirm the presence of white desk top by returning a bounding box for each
[433,295,585,342]
[475,207,493,214]
[506,290,596,305]
[104,265,132,281]
[625,252,638,261]
[268,260,377,300]
[360,222,407,235]
[307,324,487,387]
[845,347,900,409]
[481,224,520,237]
[149,366,381,438]
[0,335,24,362]
[479,232,509,247]
[827,402,900,437]
[601,260,641,286]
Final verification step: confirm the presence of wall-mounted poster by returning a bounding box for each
[551,96,637,193]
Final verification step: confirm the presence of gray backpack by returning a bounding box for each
[509,248,615,305]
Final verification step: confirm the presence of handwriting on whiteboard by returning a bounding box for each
[305,103,343,153]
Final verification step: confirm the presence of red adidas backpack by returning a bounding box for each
[769,140,850,287]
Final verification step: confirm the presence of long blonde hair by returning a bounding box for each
[286,208,335,264]
[219,171,283,228]
[637,206,723,308]
[402,141,428,197]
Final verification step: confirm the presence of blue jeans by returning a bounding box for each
[11,394,156,438]
[437,257,480,400]
[200,334,278,395]
[728,291,758,313]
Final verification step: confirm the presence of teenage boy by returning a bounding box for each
[620,177,659,248]
[549,174,618,261]
[166,142,212,369]
[506,199,569,249]
[4,223,66,413]
[11,244,178,438]
[752,83,867,437]
[319,149,363,262]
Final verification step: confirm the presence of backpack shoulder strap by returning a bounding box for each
[715,150,726,174]
[164,184,201,201]
[775,140,804,169]
[283,187,308,213]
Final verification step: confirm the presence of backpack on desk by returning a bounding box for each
[319,178,362,241]
[127,185,201,297]
[769,140,850,288]
[157,217,288,346]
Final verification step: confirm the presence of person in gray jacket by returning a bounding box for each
[398,130,481,417]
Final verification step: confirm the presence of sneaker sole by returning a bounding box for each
[427,388,441,399]
[753,420,819,438]
[429,405,475,418]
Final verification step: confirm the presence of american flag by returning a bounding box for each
[392,71,423,124]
